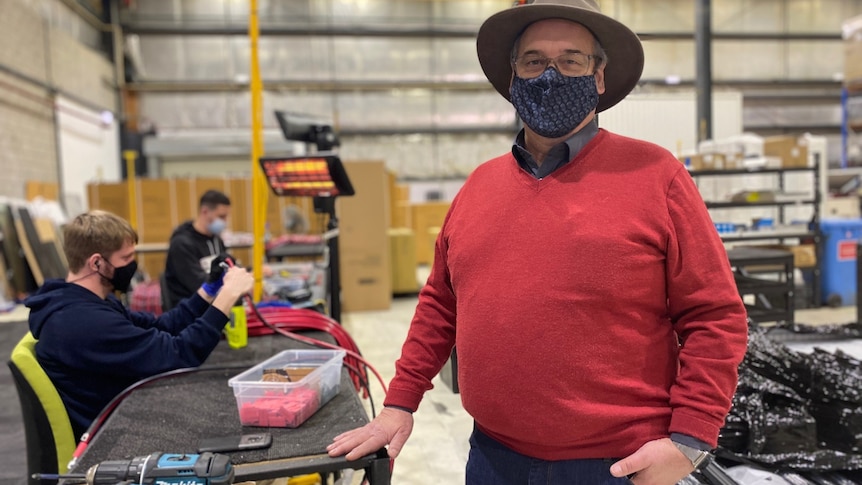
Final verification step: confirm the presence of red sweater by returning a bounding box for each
[384,129,748,461]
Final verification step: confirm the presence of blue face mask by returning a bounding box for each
[510,68,599,139]
[208,218,226,236]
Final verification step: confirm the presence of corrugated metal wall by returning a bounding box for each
[121,0,862,179]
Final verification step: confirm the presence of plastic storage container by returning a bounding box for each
[820,218,862,306]
[228,349,345,428]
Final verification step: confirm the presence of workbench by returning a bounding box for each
[70,333,390,483]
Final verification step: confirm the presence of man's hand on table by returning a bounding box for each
[326,407,414,460]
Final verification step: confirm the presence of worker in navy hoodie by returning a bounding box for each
[26,210,254,439]
[328,1,748,484]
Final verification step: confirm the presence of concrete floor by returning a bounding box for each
[0,299,859,484]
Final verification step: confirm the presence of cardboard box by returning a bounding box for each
[387,173,411,228]
[763,136,809,168]
[26,181,59,201]
[679,154,705,170]
[730,190,776,203]
[392,200,411,229]
[824,196,861,219]
[722,153,745,170]
[754,244,817,269]
[845,41,862,85]
[88,182,129,220]
[679,153,724,171]
[411,202,450,264]
[389,228,418,294]
[337,160,391,312]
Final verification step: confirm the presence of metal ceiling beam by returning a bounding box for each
[125,79,495,93]
[638,32,840,41]
[58,0,110,32]
[695,0,712,142]
[338,125,518,136]
[125,78,843,94]
[120,22,478,37]
[120,21,841,41]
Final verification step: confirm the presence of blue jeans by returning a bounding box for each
[466,426,633,485]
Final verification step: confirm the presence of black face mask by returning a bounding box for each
[99,256,138,293]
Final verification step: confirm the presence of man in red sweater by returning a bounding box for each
[328,1,748,483]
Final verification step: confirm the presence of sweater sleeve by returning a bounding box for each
[383,209,459,412]
[128,293,211,335]
[84,297,229,378]
[664,167,748,447]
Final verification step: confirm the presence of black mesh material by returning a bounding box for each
[8,361,59,485]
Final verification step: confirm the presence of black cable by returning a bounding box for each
[342,361,375,418]
[71,364,252,468]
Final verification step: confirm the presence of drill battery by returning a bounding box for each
[84,452,233,485]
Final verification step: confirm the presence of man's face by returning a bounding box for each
[204,204,231,226]
[514,19,606,95]
[96,239,136,285]
[105,240,136,269]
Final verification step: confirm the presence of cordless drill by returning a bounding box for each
[38,452,233,485]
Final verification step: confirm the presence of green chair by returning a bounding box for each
[8,332,76,485]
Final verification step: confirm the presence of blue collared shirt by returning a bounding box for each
[512,119,599,179]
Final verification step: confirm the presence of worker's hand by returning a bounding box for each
[218,266,254,298]
[202,254,235,296]
[327,407,414,460]
[209,266,254,316]
[262,264,274,278]
[610,438,695,485]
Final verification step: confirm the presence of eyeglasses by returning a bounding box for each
[512,52,599,79]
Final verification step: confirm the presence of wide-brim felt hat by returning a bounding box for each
[477,0,644,113]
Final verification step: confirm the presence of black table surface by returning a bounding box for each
[71,332,373,480]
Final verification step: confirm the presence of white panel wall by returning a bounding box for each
[56,96,120,215]
[599,90,744,154]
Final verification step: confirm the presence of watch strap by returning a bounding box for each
[674,441,710,470]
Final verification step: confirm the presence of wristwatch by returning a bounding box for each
[673,442,710,470]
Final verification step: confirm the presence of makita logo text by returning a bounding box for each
[154,480,204,485]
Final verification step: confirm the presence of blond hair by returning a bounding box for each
[64,210,138,273]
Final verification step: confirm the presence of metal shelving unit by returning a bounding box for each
[690,157,822,307]
[727,247,796,325]
[842,83,862,168]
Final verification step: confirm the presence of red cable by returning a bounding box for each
[223,257,386,396]
[246,307,370,394]
[244,298,388,396]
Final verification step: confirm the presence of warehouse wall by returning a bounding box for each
[0,0,117,204]
[56,96,120,215]
[0,0,57,200]
[125,0,862,181]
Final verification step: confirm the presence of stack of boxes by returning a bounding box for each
[677,133,817,272]
[388,175,420,294]
[677,133,810,172]
[844,15,862,170]
[844,15,862,89]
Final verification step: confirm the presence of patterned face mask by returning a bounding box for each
[510,68,599,139]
